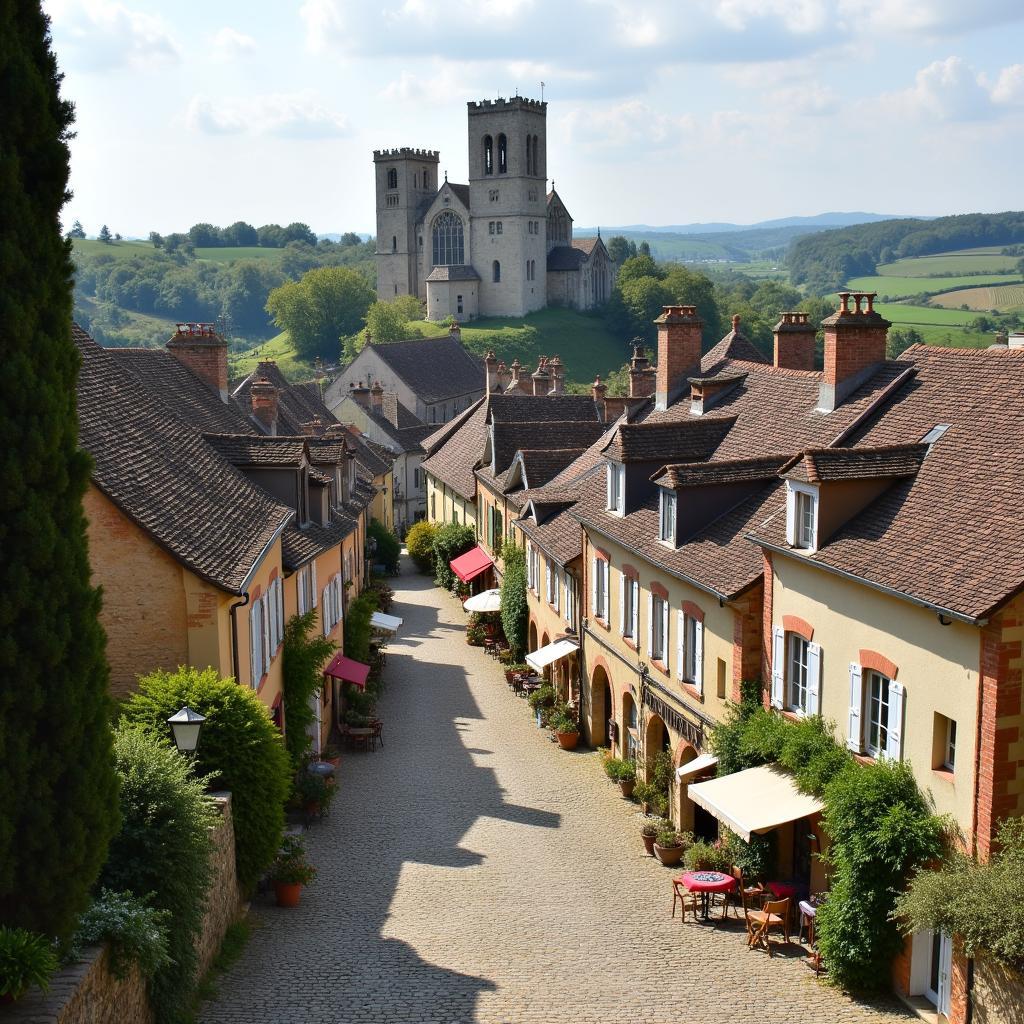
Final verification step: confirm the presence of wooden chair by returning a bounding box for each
[370,719,384,751]
[745,896,790,956]
[721,866,764,920]
[671,876,699,923]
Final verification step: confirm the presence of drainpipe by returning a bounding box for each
[229,592,251,684]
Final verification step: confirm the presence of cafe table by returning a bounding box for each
[680,870,737,921]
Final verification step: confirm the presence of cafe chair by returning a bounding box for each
[745,896,790,956]
[370,719,384,751]
[721,866,764,920]
[670,876,699,923]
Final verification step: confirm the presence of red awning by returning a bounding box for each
[323,653,370,689]
[450,545,493,583]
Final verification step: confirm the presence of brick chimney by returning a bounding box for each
[591,375,607,421]
[349,380,371,409]
[249,377,279,435]
[301,417,326,437]
[370,379,384,416]
[548,354,565,394]
[484,350,498,392]
[167,322,228,402]
[654,305,703,411]
[531,357,551,396]
[819,292,891,412]
[496,360,511,391]
[773,311,817,371]
[628,339,656,399]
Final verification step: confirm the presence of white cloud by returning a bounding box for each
[837,0,1022,35]
[211,27,256,62]
[185,92,350,139]
[46,0,179,70]
[991,64,1024,107]
[561,100,697,152]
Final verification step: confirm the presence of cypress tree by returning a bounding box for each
[0,1,119,941]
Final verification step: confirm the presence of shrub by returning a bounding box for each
[73,889,171,980]
[528,684,556,712]
[609,759,637,784]
[368,518,401,574]
[406,520,438,573]
[724,831,777,883]
[120,667,290,892]
[282,610,336,770]
[0,927,57,1001]
[432,523,475,591]
[343,590,380,666]
[100,725,216,1022]
[640,818,662,838]
[548,703,578,734]
[499,543,528,659]
[296,772,336,813]
[270,835,316,886]
[684,840,731,872]
[779,715,849,794]
[367,576,394,613]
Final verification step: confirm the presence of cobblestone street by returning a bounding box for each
[201,561,915,1024]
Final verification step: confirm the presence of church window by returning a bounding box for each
[387,167,397,189]
[483,135,493,176]
[496,221,503,234]
[392,236,397,253]
[432,211,464,266]
[489,189,499,202]
[413,172,417,188]
[492,260,501,283]
[532,135,539,176]
[489,221,495,235]
[457,294,463,315]
[526,135,531,175]
[528,188,537,202]
[386,194,399,208]
[497,134,507,174]
[418,236,423,247]
[424,171,430,189]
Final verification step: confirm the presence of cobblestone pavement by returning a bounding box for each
[201,560,915,1024]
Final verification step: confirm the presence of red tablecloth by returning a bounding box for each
[768,880,800,899]
[679,871,736,894]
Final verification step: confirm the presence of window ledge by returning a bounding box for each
[932,767,956,783]
[651,659,670,677]
[681,682,704,703]
[853,753,876,767]
[781,709,805,723]
[595,617,610,631]
[623,637,637,651]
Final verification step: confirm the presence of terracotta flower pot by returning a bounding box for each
[618,779,636,799]
[641,833,657,856]
[274,881,303,907]
[653,843,684,867]
[556,731,579,750]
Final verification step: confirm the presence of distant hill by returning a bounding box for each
[578,212,905,236]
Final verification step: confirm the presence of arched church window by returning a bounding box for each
[497,134,507,174]
[432,211,464,266]
[493,260,501,283]
[483,135,493,176]
[532,135,539,176]
[526,135,531,176]
[424,170,430,189]
[387,167,397,189]
[392,236,397,253]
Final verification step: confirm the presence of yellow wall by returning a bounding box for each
[426,474,477,530]
[370,468,394,533]
[238,538,286,713]
[771,553,979,833]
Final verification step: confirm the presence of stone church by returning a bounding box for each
[374,97,614,321]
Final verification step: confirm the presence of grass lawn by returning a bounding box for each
[846,273,1020,298]
[877,252,1021,277]
[930,283,1024,312]
[874,302,977,327]
[228,331,312,380]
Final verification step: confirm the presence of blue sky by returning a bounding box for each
[46,0,1024,238]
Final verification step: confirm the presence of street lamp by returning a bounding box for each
[167,706,205,755]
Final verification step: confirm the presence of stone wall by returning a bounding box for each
[197,792,243,978]
[0,946,152,1024]
[973,953,1024,1024]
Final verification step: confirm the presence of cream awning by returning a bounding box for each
[686,763,823,842]
[526,638,579,673]
[371,611,403,632]
[675,752,718,782]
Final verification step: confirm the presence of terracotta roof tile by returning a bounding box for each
[654,455,791,489]
[420,399,489,501]
[780,443,927,484]
[486,393,600,423]
[203,434,307,466]
[602,418,736,463]
[354,336,484,403]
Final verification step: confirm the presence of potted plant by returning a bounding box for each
[548,703,580,750]
[684,839,731,873]
[614,760,637,798]
[321,742,342,768]
[270,835,317,907]
[653,825,686,867]
[640,817,660,857]
[297,771,335,818]
[528,684,555,726]
[0,927,57,1004]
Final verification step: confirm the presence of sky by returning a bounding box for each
[46,0,1024,238]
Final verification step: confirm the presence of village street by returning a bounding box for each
[200,560,915,1024]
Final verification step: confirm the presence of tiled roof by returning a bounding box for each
[422,398,485,455]
[306,441,349,465]
[752,345,1024,621]
[492,420,608,474]
[517,504,584,567]
[340,433,392,477]
[516,449,586,489]
[573,237,600,256]
[359,336,484,403]
[425,264,481,282]
[74,325,293,594]
[420,398,489,501]
[547,246,586,271]
[487,393,600,423]
[203,434,307,466]
[654,455,791,489]
[602,418,736,463]
[701,330,769,368]
[232,362,325,436]
[780,443,927,484]
[449,183,470,208]
[109,348,255,434]
[282,515,357,571]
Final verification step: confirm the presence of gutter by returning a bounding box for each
[229,592,250,684]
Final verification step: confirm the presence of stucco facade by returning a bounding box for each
[427,476,477,529]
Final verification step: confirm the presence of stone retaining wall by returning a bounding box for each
[196,792,243,978]
[973,952,1024,1024]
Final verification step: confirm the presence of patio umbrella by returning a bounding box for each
[463,588,501,613]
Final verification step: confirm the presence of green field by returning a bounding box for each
[891,323,992,348]
[194,246,285,263]
[72,238,159,259]
[876,252,1021,277]
[931,283,1024,312]
[873,302,976,327]
[846,273,1020,298]
[231,307,630,385]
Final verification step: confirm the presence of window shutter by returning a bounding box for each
[677,610,685,680]
[297,571,306,615]
[770,626,785,708]
[553,570,559,612]
[887,681,905,760]
[806,642,821,716]
[810,494,819,550]
[847,663,864,752]
[526,542,532,588]
[591,558,597,617]
[249,604,260,687]
[694,619,704,694]
[606,465,613,510]
[618,573,625,634]
[646,592,653,656]
[335,576,343,622]
[322,586,330,635]
[311,561,318,607]
[262,594,271,670]
[785,485,798,547]
[631,583,639,640]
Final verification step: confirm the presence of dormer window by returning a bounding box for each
[786,482,818,551]
[606,462,625,515]
[659,488,676,545]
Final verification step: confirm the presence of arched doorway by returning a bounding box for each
[589,664,612,749]
[540,632,551,684]
[622,691,639,762]
[528,620,538,655]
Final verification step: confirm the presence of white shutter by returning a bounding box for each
[806,642,821,716]
[297,570,306,615]
[335,576,343,622]
[785,485,798,546]
[631,583,639,640]
[526,542,533,588]
[553,570,559,612]
[261,594,271,669]
[311,561,318,607]
[694,619,704,694]
[887,681,905,760]
[249,604,261,687]
[646,592,654,656]
[847,663,864,752]
[771,626,785,708]
[591,558,597,617]
[618,573,625,634]
[606,465,613,510]
[322,586,330,635]
[677,610,685,680]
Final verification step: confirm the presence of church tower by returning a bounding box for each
[466,98,547,317]
[373,148,439,301]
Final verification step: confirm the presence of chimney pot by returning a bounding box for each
[819,293,891,411]
[249,377,279,435]
[166,323,229,402]
[773,311,817,371]
[731,313,740,333]
[654,304,703,410]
